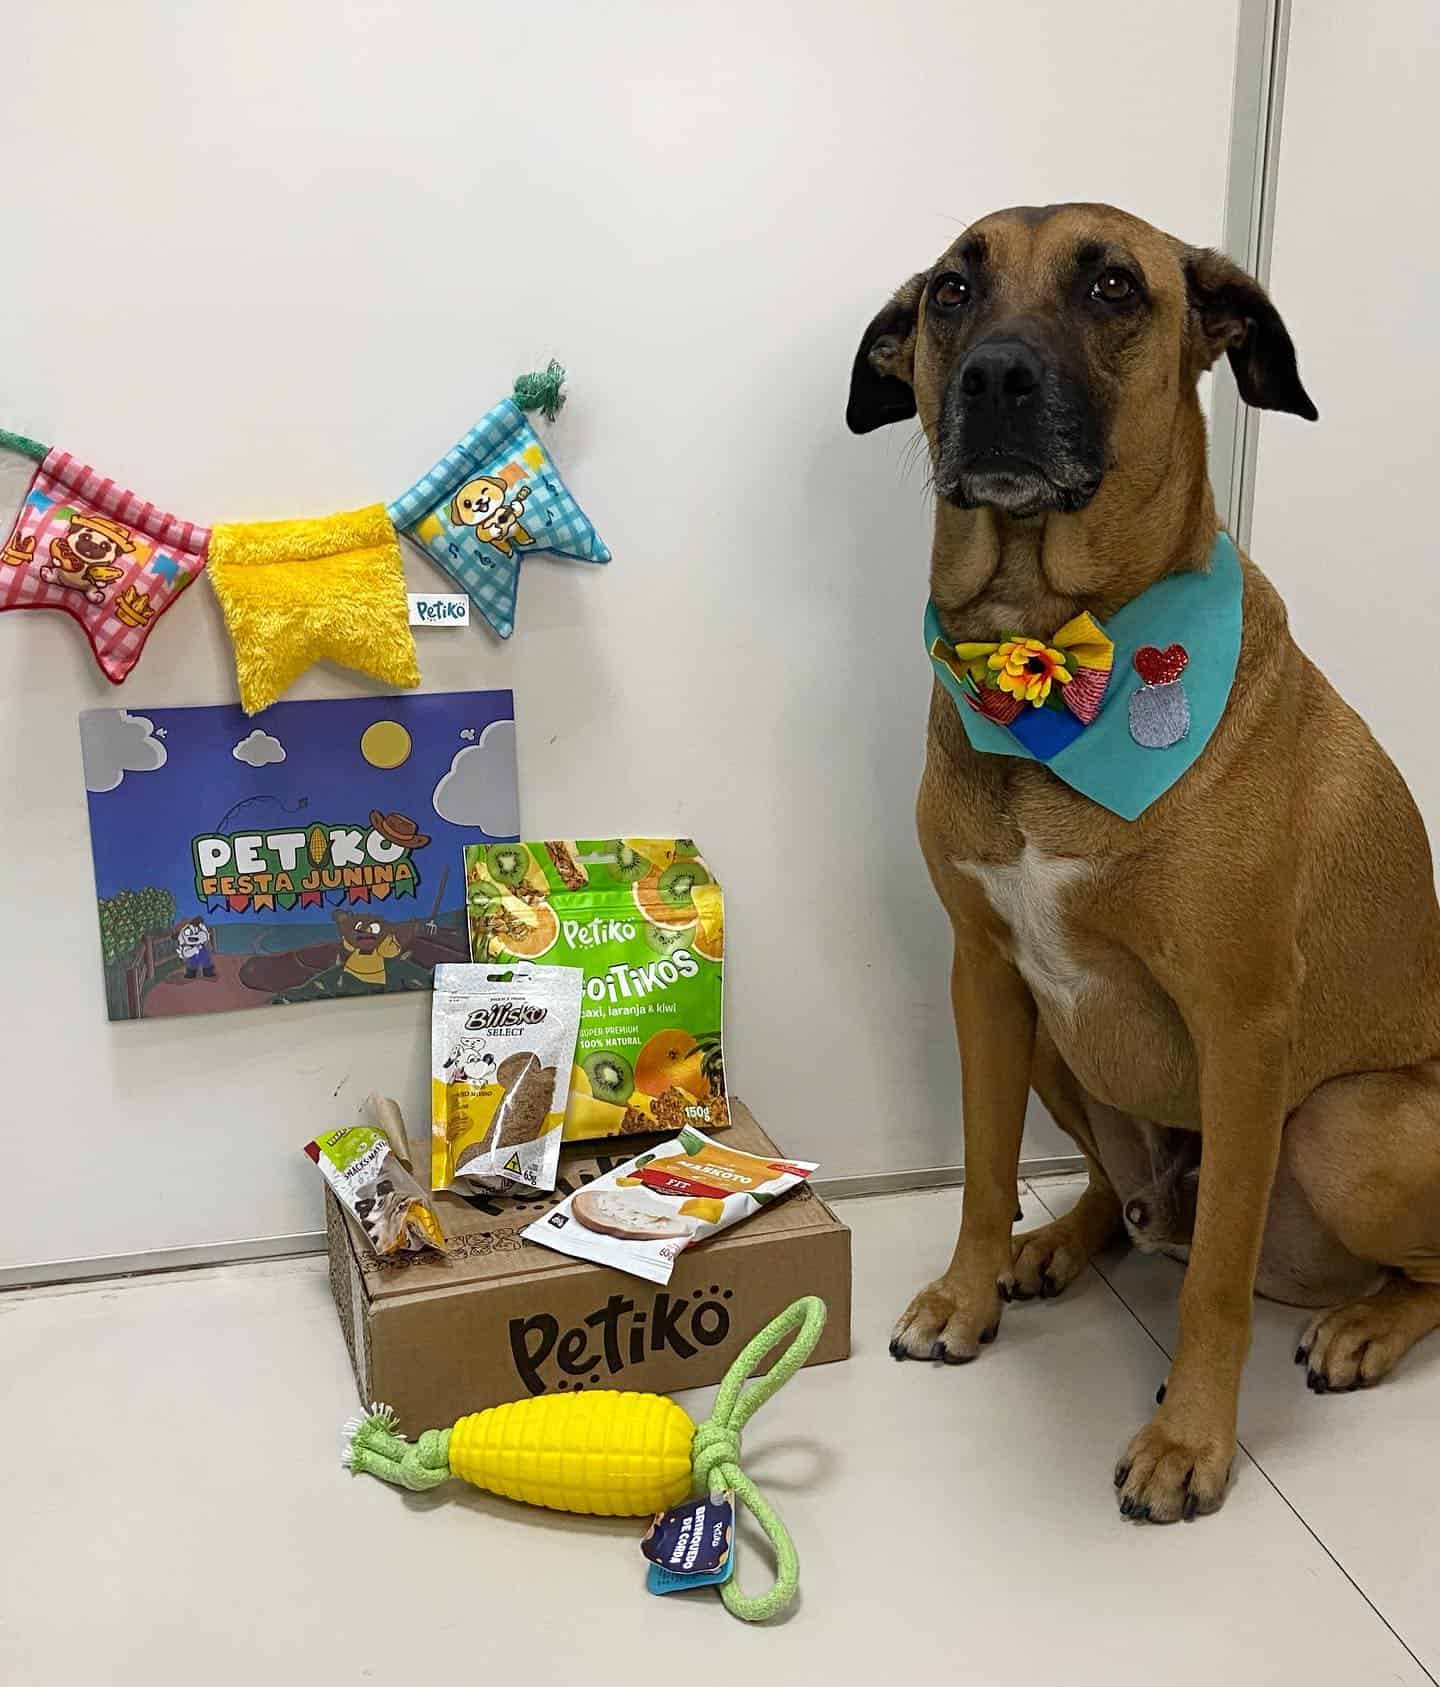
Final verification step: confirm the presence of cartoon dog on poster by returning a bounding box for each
[173,915,217,980]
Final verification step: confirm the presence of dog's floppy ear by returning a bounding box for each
[1182,247,1318,421]
[846,273,927,435]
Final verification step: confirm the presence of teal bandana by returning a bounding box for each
[925,529,1242,820]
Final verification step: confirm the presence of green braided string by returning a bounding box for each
[511,361,567,422]
[343,1405,452,1492]
[689,1294,827,1623]
[0,428,48,462]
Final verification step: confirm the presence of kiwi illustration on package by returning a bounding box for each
[431,962,584,1195]
[465,839,726,1142]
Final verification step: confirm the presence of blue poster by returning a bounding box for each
[80,689,518,1022]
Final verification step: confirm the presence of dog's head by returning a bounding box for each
[334,912,404,958]
[444,1037,497,1084]
[450,476,508,529]
[354,1177,411,1251]
[847,203,1316,521]
[65,514,136,566]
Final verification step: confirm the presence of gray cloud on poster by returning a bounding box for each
[80,708,168,794]
[431,719,519,835]
[231,728,286,767]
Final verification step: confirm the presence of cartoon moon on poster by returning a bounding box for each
[78,691,517,1023]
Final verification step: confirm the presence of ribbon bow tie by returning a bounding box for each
[931,611,1115,730]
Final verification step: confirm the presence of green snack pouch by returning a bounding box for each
[305,1123,448,1257]
[465,839,726,1141]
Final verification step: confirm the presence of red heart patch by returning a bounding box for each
[1133,643,1188,685]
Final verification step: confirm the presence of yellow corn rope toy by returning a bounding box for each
[342,1294,826,1622]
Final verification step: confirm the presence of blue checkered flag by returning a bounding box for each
[387,364,610,637]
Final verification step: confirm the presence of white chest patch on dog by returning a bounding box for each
[953,846,1093,1012]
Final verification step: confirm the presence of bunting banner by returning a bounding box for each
[0,365,606,706]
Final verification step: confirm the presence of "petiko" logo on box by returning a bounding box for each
[508,1289,733,1395]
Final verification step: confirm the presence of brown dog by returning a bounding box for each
[848,203,1440,1523]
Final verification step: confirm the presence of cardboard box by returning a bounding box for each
[325,1101,851,1427]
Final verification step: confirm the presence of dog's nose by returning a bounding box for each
[957,337,1044,406]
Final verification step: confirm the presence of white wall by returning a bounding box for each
[0,0,1238,1269]
[1250,3,1440,832]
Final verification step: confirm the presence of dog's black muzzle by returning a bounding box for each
[935,329,1106,518]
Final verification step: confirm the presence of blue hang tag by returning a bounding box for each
[642,1492,735,1595]
[646,1555,736,1597]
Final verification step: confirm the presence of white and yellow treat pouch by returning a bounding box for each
[523,1126,818,1285]
[431,962,583,1195]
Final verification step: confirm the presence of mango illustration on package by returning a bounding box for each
[522,1126,817,1284]
[464,839,726,1141]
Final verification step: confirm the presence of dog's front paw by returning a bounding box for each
[889,1273,1003,1364]
[1113,1415,1233,1523]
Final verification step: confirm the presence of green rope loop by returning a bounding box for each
[0,428,48,463]
[511,360,567,422]
[690,1294,828,1623]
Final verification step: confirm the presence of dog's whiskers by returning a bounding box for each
[900,427,932,488]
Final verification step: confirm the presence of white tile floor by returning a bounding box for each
[4,1179,1439,1685]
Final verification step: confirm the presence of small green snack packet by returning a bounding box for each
[465,839,726,1142]
[305,1123,448,1257]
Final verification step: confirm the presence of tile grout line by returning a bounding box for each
[1027,1183,1440,1687]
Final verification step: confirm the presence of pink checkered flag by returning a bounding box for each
[0,429,209,684]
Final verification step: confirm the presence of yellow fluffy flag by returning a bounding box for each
[207,504,419,715]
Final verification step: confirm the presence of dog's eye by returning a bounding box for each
[1091,268,1135,303]
[931,274,970,311]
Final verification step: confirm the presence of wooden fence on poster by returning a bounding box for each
[103,931,174,1021]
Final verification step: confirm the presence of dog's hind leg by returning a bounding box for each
[1005,1027,1124,1301]
[1287,1060,1440,1391]
[1297,1277,1440,1393]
